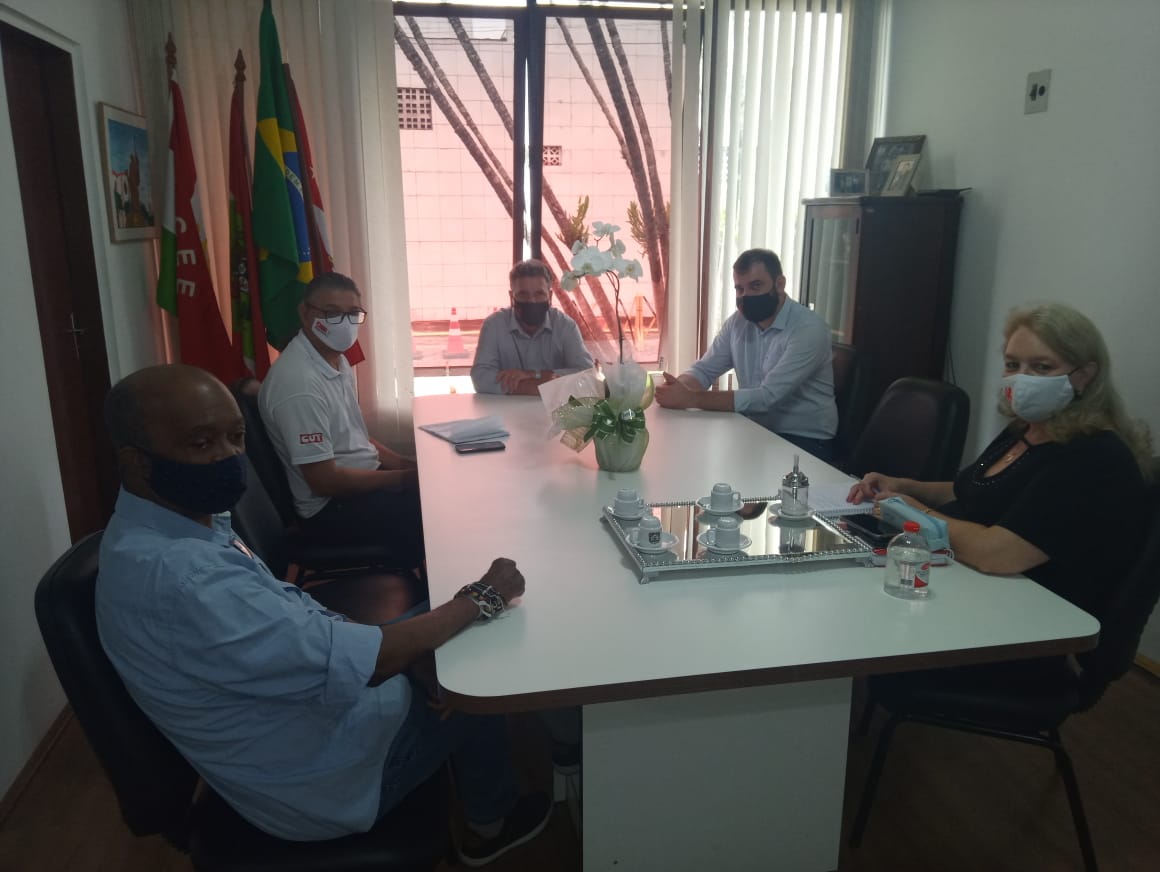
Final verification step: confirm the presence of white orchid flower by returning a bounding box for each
[572,246,611,275]
[622,259,644,279]
[610,238,626,257]
[571,239,586,255]
[560,273,579,291]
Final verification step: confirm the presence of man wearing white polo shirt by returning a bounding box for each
[260,272,423,565]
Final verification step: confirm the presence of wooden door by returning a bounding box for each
[2,23,118,540]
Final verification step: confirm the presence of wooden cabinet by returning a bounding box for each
[799,195,963,415]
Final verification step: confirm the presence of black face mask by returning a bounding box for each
[514,301,550,327]
[738,292,779,324]
[141,450,248,515]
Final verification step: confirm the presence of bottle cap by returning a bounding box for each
[903,521,921,533]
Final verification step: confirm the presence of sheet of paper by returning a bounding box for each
[418,415,509,445]
[808,482,873,516]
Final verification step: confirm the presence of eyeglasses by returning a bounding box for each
[307,305,367,325]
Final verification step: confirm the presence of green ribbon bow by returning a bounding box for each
[584,400,646,444]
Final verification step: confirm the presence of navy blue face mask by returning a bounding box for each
[738,291,779,324]
[141,450,248,515]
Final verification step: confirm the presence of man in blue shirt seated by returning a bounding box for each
[653,248,838,461]
[470,259,594,395]
[95,364,550,866]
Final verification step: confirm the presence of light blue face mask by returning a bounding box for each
[999,372,1076,423]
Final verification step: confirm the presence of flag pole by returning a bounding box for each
[165,33,176,80]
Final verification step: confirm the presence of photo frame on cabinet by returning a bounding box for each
[866,134,925,194]
[881,153,923,197]
[829,169,868,196]
[97,102,158,242]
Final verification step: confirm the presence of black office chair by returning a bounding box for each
[831,343,871,470]
[33,531,449,871]
[847,482,1160,872]
[230,379,408,584]
[231,457,426,624]
[847,377,970,481]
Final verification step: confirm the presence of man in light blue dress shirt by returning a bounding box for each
[654,248,838,461]
[471,259,594,395]
[95,364,550,865]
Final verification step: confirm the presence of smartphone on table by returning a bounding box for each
[455,440,506,455]
[844,513,900,549]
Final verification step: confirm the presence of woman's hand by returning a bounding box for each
[847,472,903,505]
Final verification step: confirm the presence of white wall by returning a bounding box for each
[0,0,156,798]
[884,0,1160,660]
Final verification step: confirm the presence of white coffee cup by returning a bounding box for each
[714,515,742,550]
[634,514,663,546]
[709,482,741,512]
[613,487,645,517]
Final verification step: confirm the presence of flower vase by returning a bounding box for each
[593,427,650,472]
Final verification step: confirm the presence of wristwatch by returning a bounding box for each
[455,581,506,622]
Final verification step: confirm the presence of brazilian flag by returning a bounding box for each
[252,0,313,350]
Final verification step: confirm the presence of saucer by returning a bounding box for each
[627,531,678,553]
[776,506,813,522]
[607,503,647,521]
[697,530,752,554]
[696,495,744,515]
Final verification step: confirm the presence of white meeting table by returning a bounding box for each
[413,393,1098,872]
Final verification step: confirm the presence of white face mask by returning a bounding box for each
[311,317,359,353]
[999,373,1075,423]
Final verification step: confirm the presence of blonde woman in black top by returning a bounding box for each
[848,302,1151,619]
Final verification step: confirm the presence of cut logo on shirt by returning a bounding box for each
[299,432,325,445]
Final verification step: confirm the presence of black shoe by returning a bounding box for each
[458,792,553,868]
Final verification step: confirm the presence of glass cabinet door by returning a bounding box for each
[800,204,860,344]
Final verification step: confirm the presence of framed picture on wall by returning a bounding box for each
[829,169,868,196]
[866,134,926,194]
[881,153,923,197]
[97,102,158,243]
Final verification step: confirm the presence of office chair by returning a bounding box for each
[230,456,426,624]
[33,531,449,872]
[831,342,871,470]
[230,378,408,584]
[847,377,970,481]
[847,481,1160,872]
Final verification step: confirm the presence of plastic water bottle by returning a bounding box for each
[883,521,931,599]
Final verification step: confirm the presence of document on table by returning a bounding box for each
[419,415,509,445]
[809,482,873,516]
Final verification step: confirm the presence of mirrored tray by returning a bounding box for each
[601,498,872,583]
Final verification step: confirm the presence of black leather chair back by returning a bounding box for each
[33,531,198,847]
[230,456,292,580]
[1075,479,1160,708]
[832,342,871,468]
[848,377,970,481]
[232,379,298,527]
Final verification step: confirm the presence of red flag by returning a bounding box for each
[285,64,365,366]
[228,52,271,378]
[157,77,245,385]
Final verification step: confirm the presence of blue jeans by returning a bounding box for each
[377,679,518,826]
[777,432,835,464]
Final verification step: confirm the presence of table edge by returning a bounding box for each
[438,629,1100,713]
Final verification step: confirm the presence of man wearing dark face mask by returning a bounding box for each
[470,259,594,395]
[259,272,423,562]
[96,364,553,860]
[654,248,838,461]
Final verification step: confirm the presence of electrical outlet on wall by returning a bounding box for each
[1025,69,1051,114]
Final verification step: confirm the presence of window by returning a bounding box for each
[395,2,673,375]
[397,87,433,131]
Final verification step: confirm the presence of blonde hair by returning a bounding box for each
[1003,302,1152,477]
